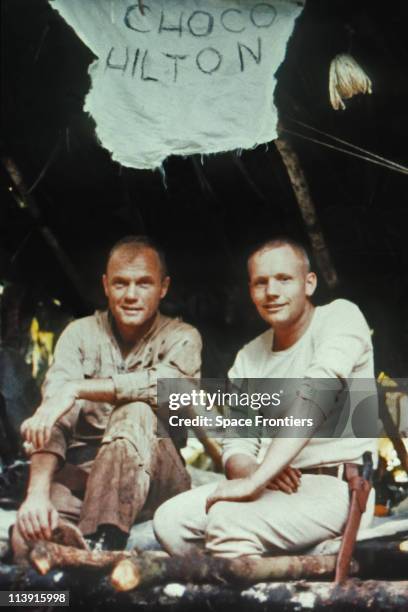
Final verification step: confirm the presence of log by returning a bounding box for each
[29,542,352,587]
[110,551,359,592]
[30,541,131,575]
[184,405,223,470]
[189,431,223,471]
[1,561,408,611]
[118,580,408,611]
[29,542,354,588]
[28,536,408,587]
[12,519,91,566]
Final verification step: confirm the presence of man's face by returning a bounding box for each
[103,246,169,332]
[248,245,316,329]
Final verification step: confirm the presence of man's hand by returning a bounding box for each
[20,382,78,449]
[206,464,302,513]
[16,494,59,541]
[225,455,301,494]
[206,477,260,513]
[267,466,302,494]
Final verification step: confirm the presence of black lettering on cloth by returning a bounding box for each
[196,47,222,74]
[132,49,140,77]
[141,49,159,81]
[238,37,262,72]
[159,10,183,36]
[187,11,214,37]
[124,4,152,33]
[220,8,245,33]
[250,3,277,28]
[106,47,129,73]
[163,53,188,82]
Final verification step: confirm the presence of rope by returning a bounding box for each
[287,118,408,173]
[281,128,408,176]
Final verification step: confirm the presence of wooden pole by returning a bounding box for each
[275,136,339,289]
[1,154,88,304]
[111,551,356,591]
[30,543,349,586]
[29,536,408,584]
[184,406,223,470]
[30,542,131,575]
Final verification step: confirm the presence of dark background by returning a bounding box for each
[2,0,408,377]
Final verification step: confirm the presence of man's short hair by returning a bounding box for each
[248,237,312,273]
[107,235,168,278]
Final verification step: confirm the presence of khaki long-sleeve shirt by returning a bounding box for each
[39,311,202,461]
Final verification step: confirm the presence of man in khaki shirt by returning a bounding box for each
[12,236,201,557]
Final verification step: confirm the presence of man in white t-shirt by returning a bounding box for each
[154,238,377,558]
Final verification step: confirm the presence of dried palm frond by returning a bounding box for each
[329,54,372,110]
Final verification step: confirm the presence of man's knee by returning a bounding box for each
[153,491,203,556]
[103,401,156,447]
[206,501,234,536]
[206,502,262,558]
[153,496,180,551]
[109,401,154,424]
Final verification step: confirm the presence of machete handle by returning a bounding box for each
[362,451,373,482]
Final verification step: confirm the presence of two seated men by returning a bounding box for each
[12,235,376,560]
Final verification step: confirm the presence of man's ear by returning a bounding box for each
[305,272,317,297]
[102,274,108,298]
[160,276,170,299]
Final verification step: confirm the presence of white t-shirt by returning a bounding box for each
[223,299,378,469]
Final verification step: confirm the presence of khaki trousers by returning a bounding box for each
[12,402,190,559]
[154,474,375,558]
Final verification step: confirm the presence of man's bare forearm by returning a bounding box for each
[27,453,59,498]
[35,379,116,415]
[72,378,116,403]
[250,396,326,492]
[17,453,60,542]
[250,437,309,491]
[22,379,118,450]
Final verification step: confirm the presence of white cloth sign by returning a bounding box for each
[50,0,304,169]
